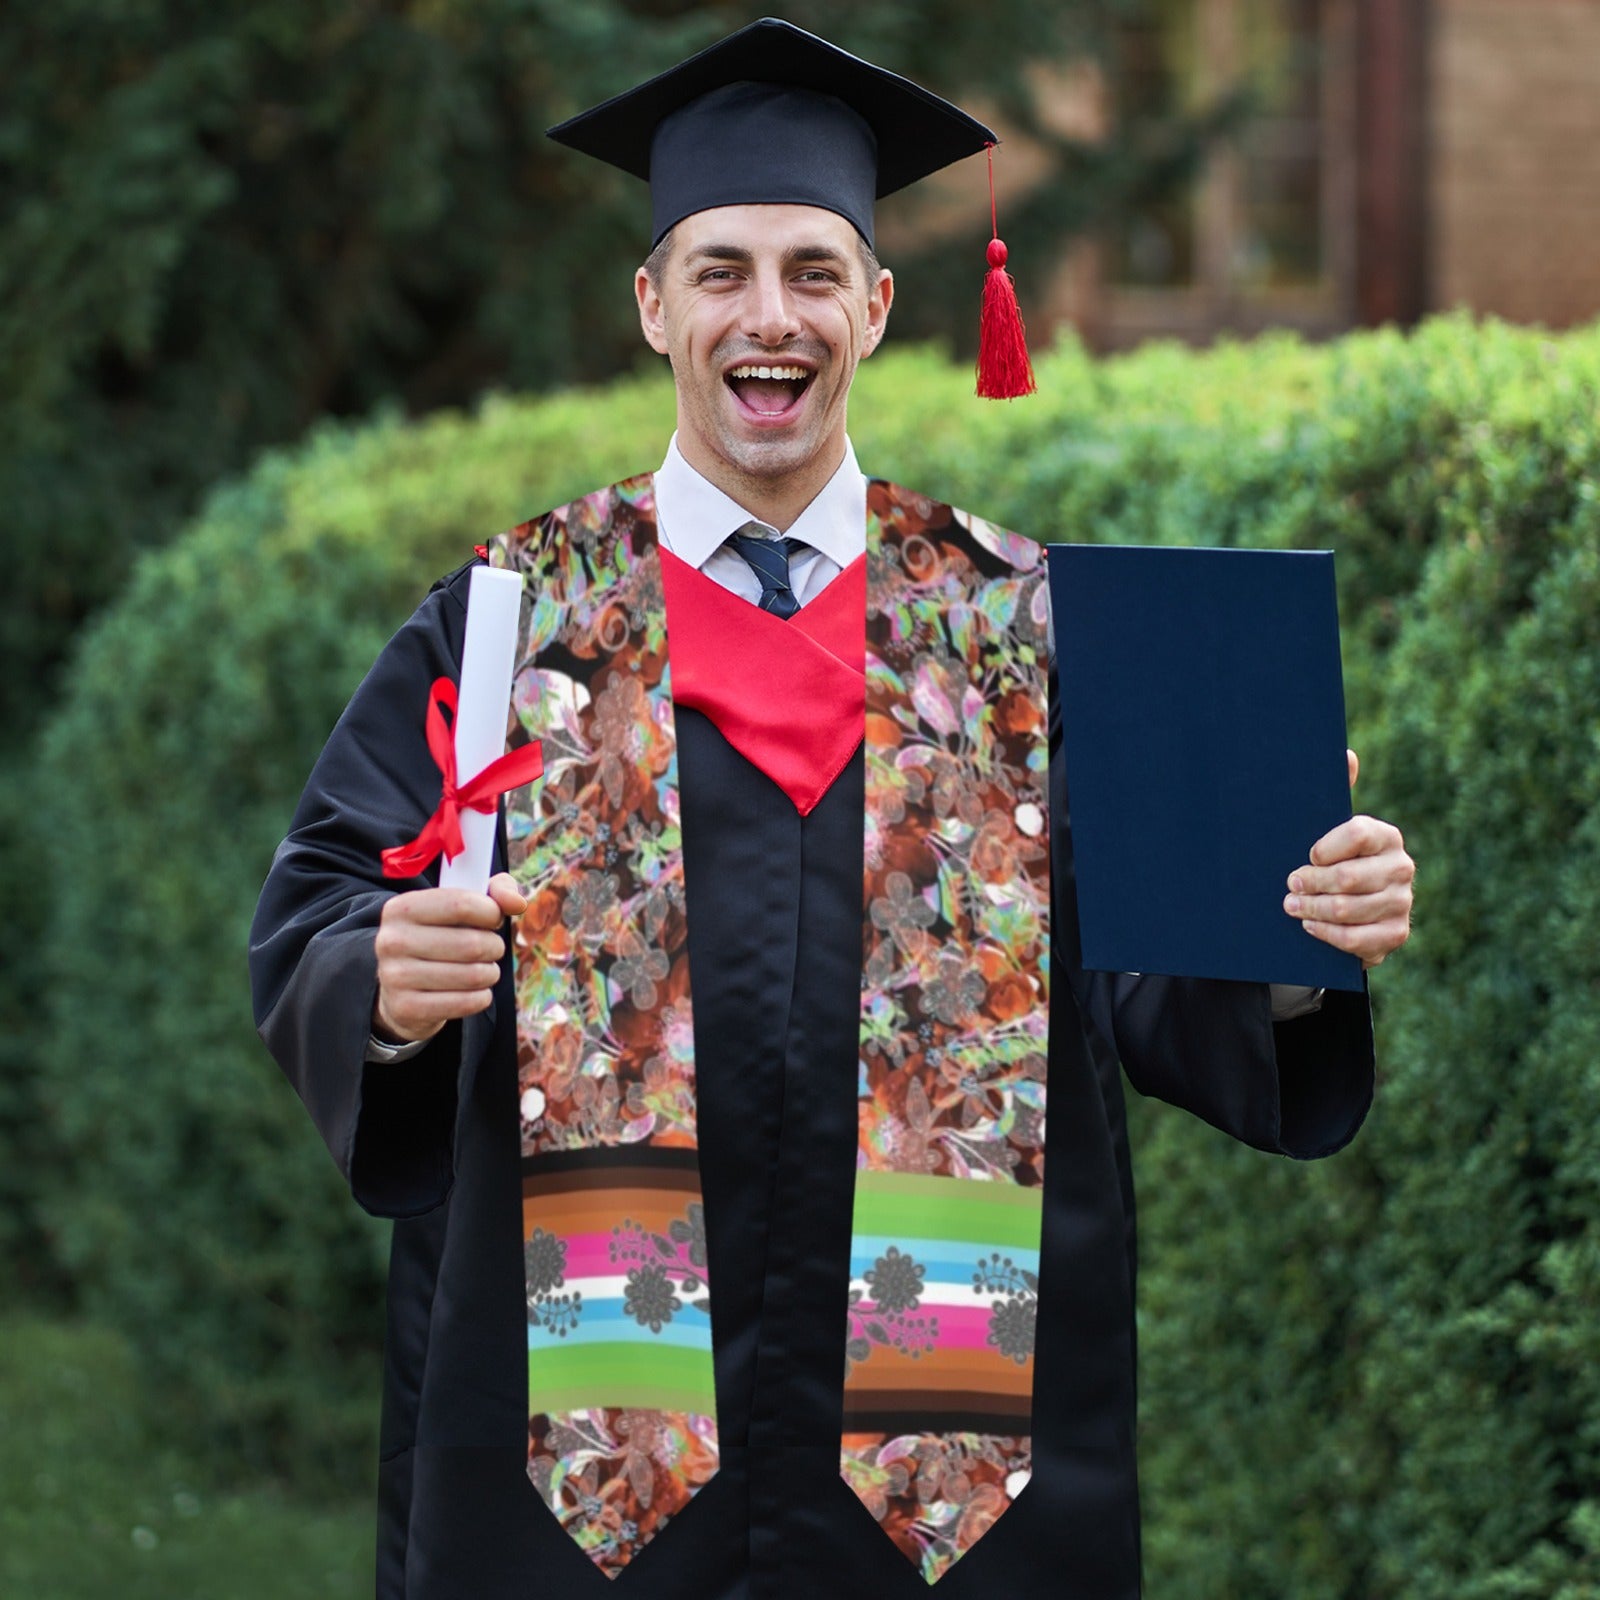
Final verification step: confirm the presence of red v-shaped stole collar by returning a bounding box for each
[660,548,866,816]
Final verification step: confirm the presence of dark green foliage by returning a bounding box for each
[0,763,58,1301]
[33,379,674,1480]
[0,0,1171,744]
[35,318,1600,1600]
[1081,324,1600,1600]
[0,1,1216,1283]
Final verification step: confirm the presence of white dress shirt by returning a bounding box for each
[653,432,864,604]
[368,438,1317,1058]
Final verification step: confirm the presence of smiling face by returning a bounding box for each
[635,204,893,528]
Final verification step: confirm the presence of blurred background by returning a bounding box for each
[3,2,1598,1595]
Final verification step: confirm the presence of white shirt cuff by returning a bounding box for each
[365,1031,429,1064]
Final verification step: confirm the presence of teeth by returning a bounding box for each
[728,365,809,381]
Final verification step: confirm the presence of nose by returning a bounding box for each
[745,267,801,347]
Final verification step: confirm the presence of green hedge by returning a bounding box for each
[31,378,677,1481]
[34,318,1600,1599]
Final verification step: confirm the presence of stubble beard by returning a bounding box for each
[686,335,844,489]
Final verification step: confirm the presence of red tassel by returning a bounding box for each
[978,239,1036,399]
[976,146,1036,400]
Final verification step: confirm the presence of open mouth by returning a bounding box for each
[725,363,813,418]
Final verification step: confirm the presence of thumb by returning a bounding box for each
[488,871,529,917]
[1347,748,1360,791]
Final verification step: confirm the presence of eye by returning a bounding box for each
[697,267,743,284]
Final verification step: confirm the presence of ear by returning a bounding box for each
[636,266,670,356]
[861,268,894,358]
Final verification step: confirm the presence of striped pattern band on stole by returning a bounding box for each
[845,485,1052,1585]
[495,478,716,1581]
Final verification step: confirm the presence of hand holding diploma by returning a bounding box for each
[373,874,528,1044]
[1285,749,1415,969]
[373,563,540,1045]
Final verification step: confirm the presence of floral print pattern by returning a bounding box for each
[840,1431,1032,1585]
[496,480,717,1577]
[843,486,1050,1580]
[866,1245,925,1312]
[858,484,1051,1190]
[623,1265,680,1333]
[975,1249,1040,1365]
[846,1242,944,1374]
[497,478,698,1160]
[496,477,1051,1580]
[530,1406,720,1580]
[610,1205,711,1321]
[525,1227,584,1340]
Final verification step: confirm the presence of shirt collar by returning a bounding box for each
[654,434,866,571]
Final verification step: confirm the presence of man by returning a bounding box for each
[250,19,1414,1600]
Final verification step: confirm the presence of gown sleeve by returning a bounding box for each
[1047,673,1375,1161]
[249,562,493,1217]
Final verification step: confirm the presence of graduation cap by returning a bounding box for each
[548,16,1036,398]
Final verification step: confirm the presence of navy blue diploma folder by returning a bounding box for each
[1048,544,1364,993]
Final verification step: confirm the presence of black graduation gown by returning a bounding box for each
[250,555,1374,1600]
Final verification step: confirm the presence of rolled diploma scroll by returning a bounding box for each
[438,565,525,892]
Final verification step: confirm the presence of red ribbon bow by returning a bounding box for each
[380,677,544,879]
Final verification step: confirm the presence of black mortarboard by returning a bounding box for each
[546,16,999,249]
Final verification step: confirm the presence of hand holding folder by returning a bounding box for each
[1047,544,1413,991]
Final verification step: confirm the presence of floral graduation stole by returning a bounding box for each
[492,476,1051,1585]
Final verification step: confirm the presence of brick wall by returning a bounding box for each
[1431,0,1600,327]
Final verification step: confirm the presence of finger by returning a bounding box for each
[1308,814,1405,868]
[1285,883,1413,926]
[488,872,530,916]
[380,957,503,993]
[1288,850,1415,898]
[1347,748,1359,790]
[1302,915,1410,965]
[375,986,494,1042]
[382,887,508,929]
[375,923,506,965]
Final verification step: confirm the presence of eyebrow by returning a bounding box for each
[684,242,855,272]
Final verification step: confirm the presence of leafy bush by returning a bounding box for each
[33,379,674,1480]
[1114,323,1600,1600]
[1,0,1206,749]
[34,316,1600,1600]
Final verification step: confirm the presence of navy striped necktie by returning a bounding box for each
[726,523,807,619]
